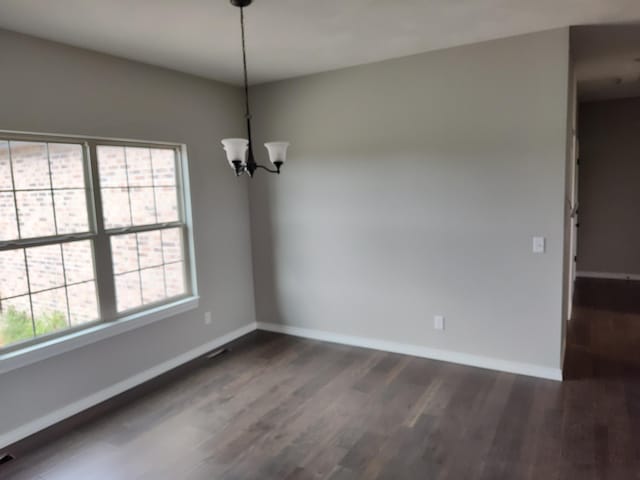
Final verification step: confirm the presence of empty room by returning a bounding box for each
[1,1,640,478]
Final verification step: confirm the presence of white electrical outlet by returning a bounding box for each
[434,315,445,331]
[533,236,546,254]
[204,311,212,325]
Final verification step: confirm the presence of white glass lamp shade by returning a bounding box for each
[221,138,249,167]
[264,142,290,165]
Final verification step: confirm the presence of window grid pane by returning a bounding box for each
[110,227,184,313]
[138,230,163,269]
[0,249,28,299]
[141,266,165,305]
[10,141,50,190]
[16,190,56,238]
[49,143,85,189]
[130,187,156,226]
[97,146,127,187]
[125,147,153,187]
[0,239,99,349]
[114,271,142,312]
[62,241,94,284]
[0,295,34,346]
[0,192,19,241]
[67,281,99,327]
[151,148,177,186]
[31,287,69,336]
[53,189,89,234]
[2,141,91,241]
[101,188,132,229]
[165,262,186,298]
[0,141,13,190]
[155,186,179,223]
[26,244,65,292]
[98,146,180,229]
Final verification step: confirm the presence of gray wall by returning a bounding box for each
[0,30,254,438]
[577,97,640,275]
[249,29,570,369]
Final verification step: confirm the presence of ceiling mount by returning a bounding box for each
[230,0,252,7]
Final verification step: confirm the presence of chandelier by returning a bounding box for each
[221,0,289,177]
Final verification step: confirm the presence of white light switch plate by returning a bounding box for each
[533,236,545,254]
[434,315,445,331]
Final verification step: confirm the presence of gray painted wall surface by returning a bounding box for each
[577,97,640,275]
[0,29,254,437]
[249,29,570,369]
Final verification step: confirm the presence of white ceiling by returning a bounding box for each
[1,0,640,85]
[573,25,640,102]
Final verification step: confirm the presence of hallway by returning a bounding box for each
[565,277,640,379]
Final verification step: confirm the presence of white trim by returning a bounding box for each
[0,128,183,147]
[257,322,563,382]
[0,321,256,450]
[577,271,640,281]
[180,144,198,299]
[0,296,200,375]
[0,320,564,450]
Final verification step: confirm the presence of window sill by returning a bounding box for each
[0,296,199,375]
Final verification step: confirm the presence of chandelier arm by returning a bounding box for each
[255,164,280,174]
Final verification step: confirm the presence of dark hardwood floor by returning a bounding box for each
[3,278,640,479]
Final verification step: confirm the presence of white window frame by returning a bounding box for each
[0,130,199,374]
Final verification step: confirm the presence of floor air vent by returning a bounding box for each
[0,453,15,465]
[205,348,229,360]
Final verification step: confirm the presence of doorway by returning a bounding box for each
[564,25,640,379]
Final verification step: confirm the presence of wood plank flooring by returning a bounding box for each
[3,279,640,479]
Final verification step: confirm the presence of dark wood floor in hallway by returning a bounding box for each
[3,279,640,479]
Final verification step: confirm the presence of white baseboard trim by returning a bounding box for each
[257,322,562,382]
[577,271,640,281]
[2,319,563,450]
[0,322,257,451]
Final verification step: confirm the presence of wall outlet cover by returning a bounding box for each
[533,236,546,254]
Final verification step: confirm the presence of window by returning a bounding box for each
[0,133,193,353]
